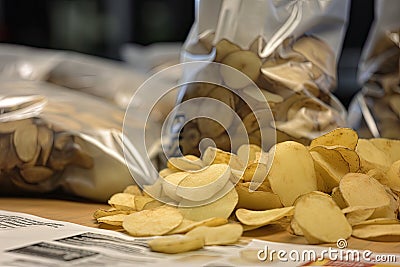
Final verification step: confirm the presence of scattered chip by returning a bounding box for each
[186,224,243,245]
[123,185,143,196]
[267,141,318,206]
[97,214,128,226]
[294,192,352,244]
[122,206,183,236]
[309,128,358,150]
[352,224,400,242]
[108,193,136,210]
[148,235,205,254]
[236,207,294,226]
[339,173,390,209]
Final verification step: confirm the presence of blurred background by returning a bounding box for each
[0,0,373,107]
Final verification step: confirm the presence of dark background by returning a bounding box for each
[0,0,373,107]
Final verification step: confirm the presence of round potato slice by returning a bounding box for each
[386,160,400,191]
[148,235,204,254]
[267,141,318,206]
[309,128,358,150]
[235,184,283,210]
[176,164,231,201]
[352,224,400,242]
[162,172,189,201]
[167,155,204,171]
[108,193,136,210]
[369,138,400,163]
[186,224,243,245]
[236,206,293,226]
[294,192,352,244]
[339,173,390,209]
[178,187,238,221]
[356,139,391,172]
[202,147,244,171]
[122,206,183,236]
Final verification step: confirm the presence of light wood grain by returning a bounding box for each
[1,198,399,254]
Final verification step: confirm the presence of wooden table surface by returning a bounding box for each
[1,197,399,254]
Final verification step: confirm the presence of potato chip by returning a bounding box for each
[267,141,318,206]
[310,147,349,192]
[142,199,164,210]
[352,218,400,226]
[134,196,158,211]
[178,187,238,221]
[356,139,392,172]
[235,184,282,210]
[148,235,204,254]
[331,187,347,209]
[367,168,389,186]
[242,163,268,184]
[168,217,228,235]
[97,214,128,226]
[289,219,304,236]
[176,164,231,201]
[342,206,375,226]
[123,185,143,196]
[108,193,136,210]
[369,138,400,163]
[162,172,189,201]
[294,192,352,244]
[386,160,400,191]
[93,208,132,219]
[202,147,244,171]
[122,206,183,236]
[339,173,390,209]
[159,168,178,178]
[309,128,358,150]
[167,155,204,171]
[186,224,243,245]
[330,146,360,173]
[369,187,399,220]
[236,206,293,226]
[352,224,400,241]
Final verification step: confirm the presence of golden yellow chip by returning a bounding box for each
[97,214,128,226]
[309,128,358,150]
[339,173,390,209]
[93,208,131,219]
[294,191,352,244]
[267,141,318,206]
[123,185,143,196]
[178,186,238,221]
[235,183,282,210]
[186,224,243,245]
[168,217,228,235]
[122,206,183,237]
[235,207,294,226]
[108,193,136,210]
[148,235,204,254]
[176,164,231,202]
[352,224,400,241]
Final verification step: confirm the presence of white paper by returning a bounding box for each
[1,210,399,267]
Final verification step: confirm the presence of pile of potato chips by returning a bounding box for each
[94,128,400,253]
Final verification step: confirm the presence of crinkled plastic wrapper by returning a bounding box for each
[0,80,145,202]
[169,0,349,156]
[348,0,400,138]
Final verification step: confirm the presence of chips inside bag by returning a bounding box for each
[348,0,400,139]
[0,80,159,202]
[166,0,350,158]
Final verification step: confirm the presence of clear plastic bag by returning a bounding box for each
[171,0,349,157]
[0,80,151,202]
[348,0,400,138]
